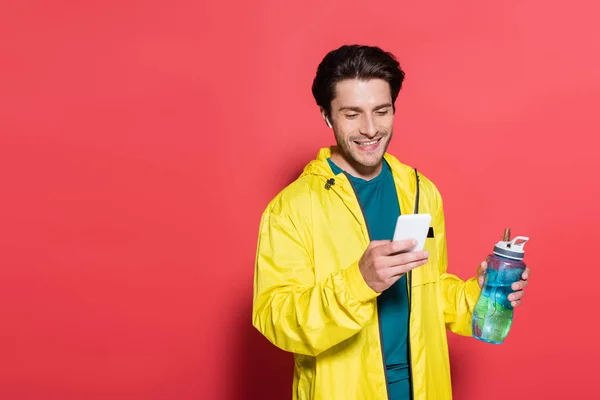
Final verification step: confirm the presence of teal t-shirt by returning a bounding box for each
[327,158,411,400]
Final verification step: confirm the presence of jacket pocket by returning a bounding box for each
[411,237,439,286]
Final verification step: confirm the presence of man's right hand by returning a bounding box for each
[358,239,429,293]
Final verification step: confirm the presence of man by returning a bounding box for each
[252,45,530,400]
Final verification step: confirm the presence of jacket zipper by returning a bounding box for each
[408,168,420,400]
[342,172,392,400]
[407,270,414,400]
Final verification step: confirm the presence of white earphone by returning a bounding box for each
[325,117,332,128]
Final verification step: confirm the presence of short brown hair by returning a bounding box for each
[311,44,406,117]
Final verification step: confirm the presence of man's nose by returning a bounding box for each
[360,115,378,138]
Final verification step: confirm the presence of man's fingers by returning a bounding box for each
[511,280,528,291]
[386,258,428,277]
[477,275,485,288]
[381,250,428,270]
[477,261,488,276]
[522,267,531,280]
[381,239,418,255]
[508,290,524,302]
[368,240,392,249]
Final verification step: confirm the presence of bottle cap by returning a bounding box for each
[493,228,529,260]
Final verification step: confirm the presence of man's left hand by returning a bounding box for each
[476,261,530,308]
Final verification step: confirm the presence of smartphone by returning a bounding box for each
[392,213,432,252]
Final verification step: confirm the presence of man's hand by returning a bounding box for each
[477,261,531,308]
[359,239,429,293]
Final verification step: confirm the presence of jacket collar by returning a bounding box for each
[301,146,419,216]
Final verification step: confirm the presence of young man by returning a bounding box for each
[252,45,530,400]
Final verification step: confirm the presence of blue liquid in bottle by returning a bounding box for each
[472,230,529,344]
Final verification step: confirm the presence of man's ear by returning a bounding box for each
[320,108,332,128]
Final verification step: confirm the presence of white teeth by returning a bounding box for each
[357,139,378,146]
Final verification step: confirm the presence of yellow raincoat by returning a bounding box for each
[252,147,481,399]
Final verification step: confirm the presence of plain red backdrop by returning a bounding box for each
[1,1,598,399]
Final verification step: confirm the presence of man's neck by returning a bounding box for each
[330,150,383,181]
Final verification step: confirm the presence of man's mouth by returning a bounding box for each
[354,137,382,150]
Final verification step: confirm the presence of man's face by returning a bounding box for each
[328,78,394,174]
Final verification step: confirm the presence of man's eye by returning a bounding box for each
[345,114,359,119]
[376,110,389,115]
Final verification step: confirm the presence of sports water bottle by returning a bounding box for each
[472,229,529,344]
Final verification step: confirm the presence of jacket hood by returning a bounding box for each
[300,146,421,216]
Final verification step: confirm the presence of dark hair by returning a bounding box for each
[311,44,405,117]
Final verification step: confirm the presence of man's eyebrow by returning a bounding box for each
[338,106,362,112]
[338,103,393,112]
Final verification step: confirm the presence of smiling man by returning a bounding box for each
[252,45,530,400]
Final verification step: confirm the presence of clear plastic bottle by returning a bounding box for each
[472,229,529,344]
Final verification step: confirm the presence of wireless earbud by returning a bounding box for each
[325,117,332,128]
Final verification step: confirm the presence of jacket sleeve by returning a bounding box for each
[433,189,481,337]
[252,204,379,357]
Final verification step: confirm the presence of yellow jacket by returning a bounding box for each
[252,147,481,399]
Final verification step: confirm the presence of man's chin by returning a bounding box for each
[352,153,384,169]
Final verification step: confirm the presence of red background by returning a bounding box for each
[1,1,598,399]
